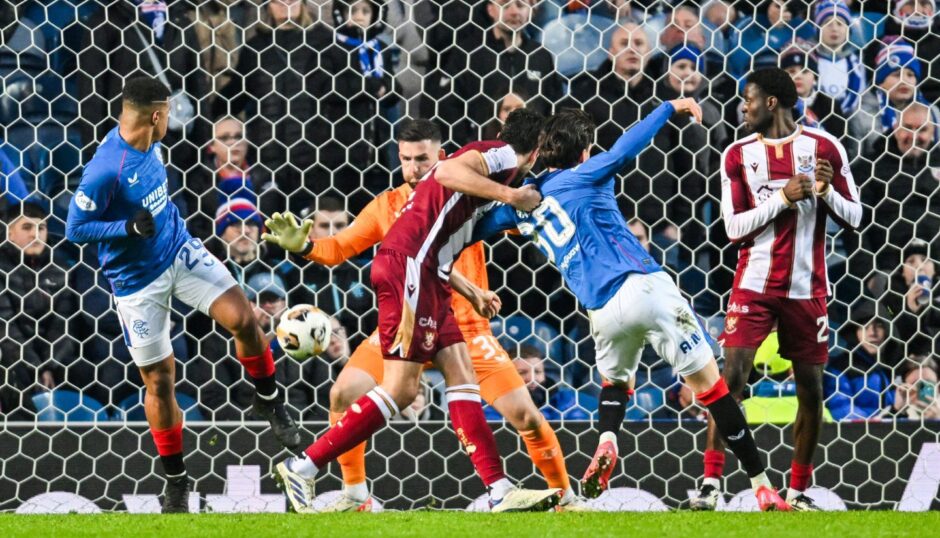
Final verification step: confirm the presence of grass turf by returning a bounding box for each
[2,512,938,538]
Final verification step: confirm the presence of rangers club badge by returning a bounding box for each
[798,154,815,173]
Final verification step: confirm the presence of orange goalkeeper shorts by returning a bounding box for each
[347,329,524,404]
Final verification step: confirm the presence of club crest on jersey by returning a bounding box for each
[421,330,436,351]
[797,155,815,173]
[74,191,97,211]
[724,316,738,334]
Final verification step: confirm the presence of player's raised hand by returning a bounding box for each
[668,98,703,123]
[262,211,313,253]
[815,158,833,194]
[782,174,814,204]
[510,184,542,213]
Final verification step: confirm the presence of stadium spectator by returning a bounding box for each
[0,148,31,210]
[244,272,289,335]
[427,0,563,145]
[481,91,528,141]
[857,104,940,267]
[869,0,940,102]
[701,0,739,60]
[77,0,208,193]
[883,355,940,419]
[0,3,81,206]
[730,0,815,80]
[216,0,337,211]
[280,196,374,337]
[186,116,260,238]
[394,374,436,422]
[488,345,589,421]
[659,4,707,52]
[778,43,848,138]
[880,240,940,346]
[567,22,655,151]
[0,202,77,406]
[824,301,897,420]
[858,38,940,153]
[191,0,259,101]
[812,1,865,121]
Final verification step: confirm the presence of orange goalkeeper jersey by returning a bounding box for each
[305,183,491,335]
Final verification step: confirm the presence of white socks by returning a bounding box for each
[290,454,319,479]
[599,431,618,449]
[489,478,514,501]
[750,471,771,491]
[344,481,370,503]
[703,477,720,490]
[786,487,803,502]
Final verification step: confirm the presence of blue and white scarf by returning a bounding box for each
[335,33,385,79]
[878,89,940,142]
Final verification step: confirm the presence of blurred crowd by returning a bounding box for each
[1,0,940,423]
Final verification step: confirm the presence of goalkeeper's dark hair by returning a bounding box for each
[746,68,799,109]
[122,76,171,108]
[499,108,545,155]
[538,108,596,169]
[397,119,442,143]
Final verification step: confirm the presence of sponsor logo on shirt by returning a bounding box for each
[141,181,169,216]
[127,172,139,185]
[727,302,750,314]
[74,191,97,211]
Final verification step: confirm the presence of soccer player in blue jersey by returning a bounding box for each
[66,77,300,513]
[473,99,791,511]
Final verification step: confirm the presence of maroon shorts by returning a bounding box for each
[719,288,829,364]
[370,249,464,363]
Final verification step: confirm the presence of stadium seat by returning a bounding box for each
[31,390,109,422]
[115,391,205,422]
[491,316,564,361]
[625,387,666,421]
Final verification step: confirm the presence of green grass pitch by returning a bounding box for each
[3,512,939,538]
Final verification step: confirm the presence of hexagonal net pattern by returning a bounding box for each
[1,0,940,512]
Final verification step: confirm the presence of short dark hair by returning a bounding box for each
[397,119,442,144]
[746,68,799,109]
[538,109,596,169]
[517,344,543,360]
[122,76,171,108]
[316,195,345,214]
[499,108,544,155]
[4,201,46,223]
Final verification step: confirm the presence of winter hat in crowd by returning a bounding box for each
[903,238,930,261]
[668,44,705,71]
[779,41,818,73]
[894,0,937,29]
[244,272,288,302]
[875,37,922,84]
[814,0,853,25]
[215,197,263,237]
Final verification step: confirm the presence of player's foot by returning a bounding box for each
[317,494,374,513]
[490,488,563,513]
[788,492,822,512]
[689,484,721,511]
[161,474,190,514]
[581,440,617,499]
[555,495,595,512]
[253,393,302,451]
[274,459,316,513]
[755,485,791,512]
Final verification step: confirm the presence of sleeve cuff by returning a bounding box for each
[778,189,794,208]
[816,183,833,198]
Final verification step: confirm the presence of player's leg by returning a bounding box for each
[471,333,575,505]
[320,335,384,511]
[432,338,562,512]
[778,297,829,511]
[172,238,300,449]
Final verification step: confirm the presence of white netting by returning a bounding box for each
[1,0,939,512]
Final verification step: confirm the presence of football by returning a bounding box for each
[275,304,332,360]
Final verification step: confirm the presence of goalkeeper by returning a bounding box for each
[264,119,586,511]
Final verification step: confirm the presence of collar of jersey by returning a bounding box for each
[758,125,802,146]
[115,128,156,156]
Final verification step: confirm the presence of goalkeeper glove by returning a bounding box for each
[262,212,313,254]
[125,209,156,239]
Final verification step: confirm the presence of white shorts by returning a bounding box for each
[114,238,237,367]
[588,271,713,385]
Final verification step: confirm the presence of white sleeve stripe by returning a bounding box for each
[482,146,517,175]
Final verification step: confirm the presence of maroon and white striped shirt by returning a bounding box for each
[720,126,862,299]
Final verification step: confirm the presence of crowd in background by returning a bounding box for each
[1,0,940,423]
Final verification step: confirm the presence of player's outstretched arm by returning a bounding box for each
[66,163,140,244]
[434,151,542,211]
[469,203,523,244]
[449,269,502,319]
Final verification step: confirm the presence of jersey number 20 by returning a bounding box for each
[524,196,575,262]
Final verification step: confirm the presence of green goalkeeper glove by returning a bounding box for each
[262,212,313,254]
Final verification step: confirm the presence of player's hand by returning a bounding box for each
[510,184,542,213]
[472,290,502,319]
[125,209,155,238]
[782,174,814,204]
[815,158,833,194]
[262,212,313,253]
[668,98,703,123]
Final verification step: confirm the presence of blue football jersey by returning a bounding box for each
[473,102,677,310]
[66,126,190,296]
